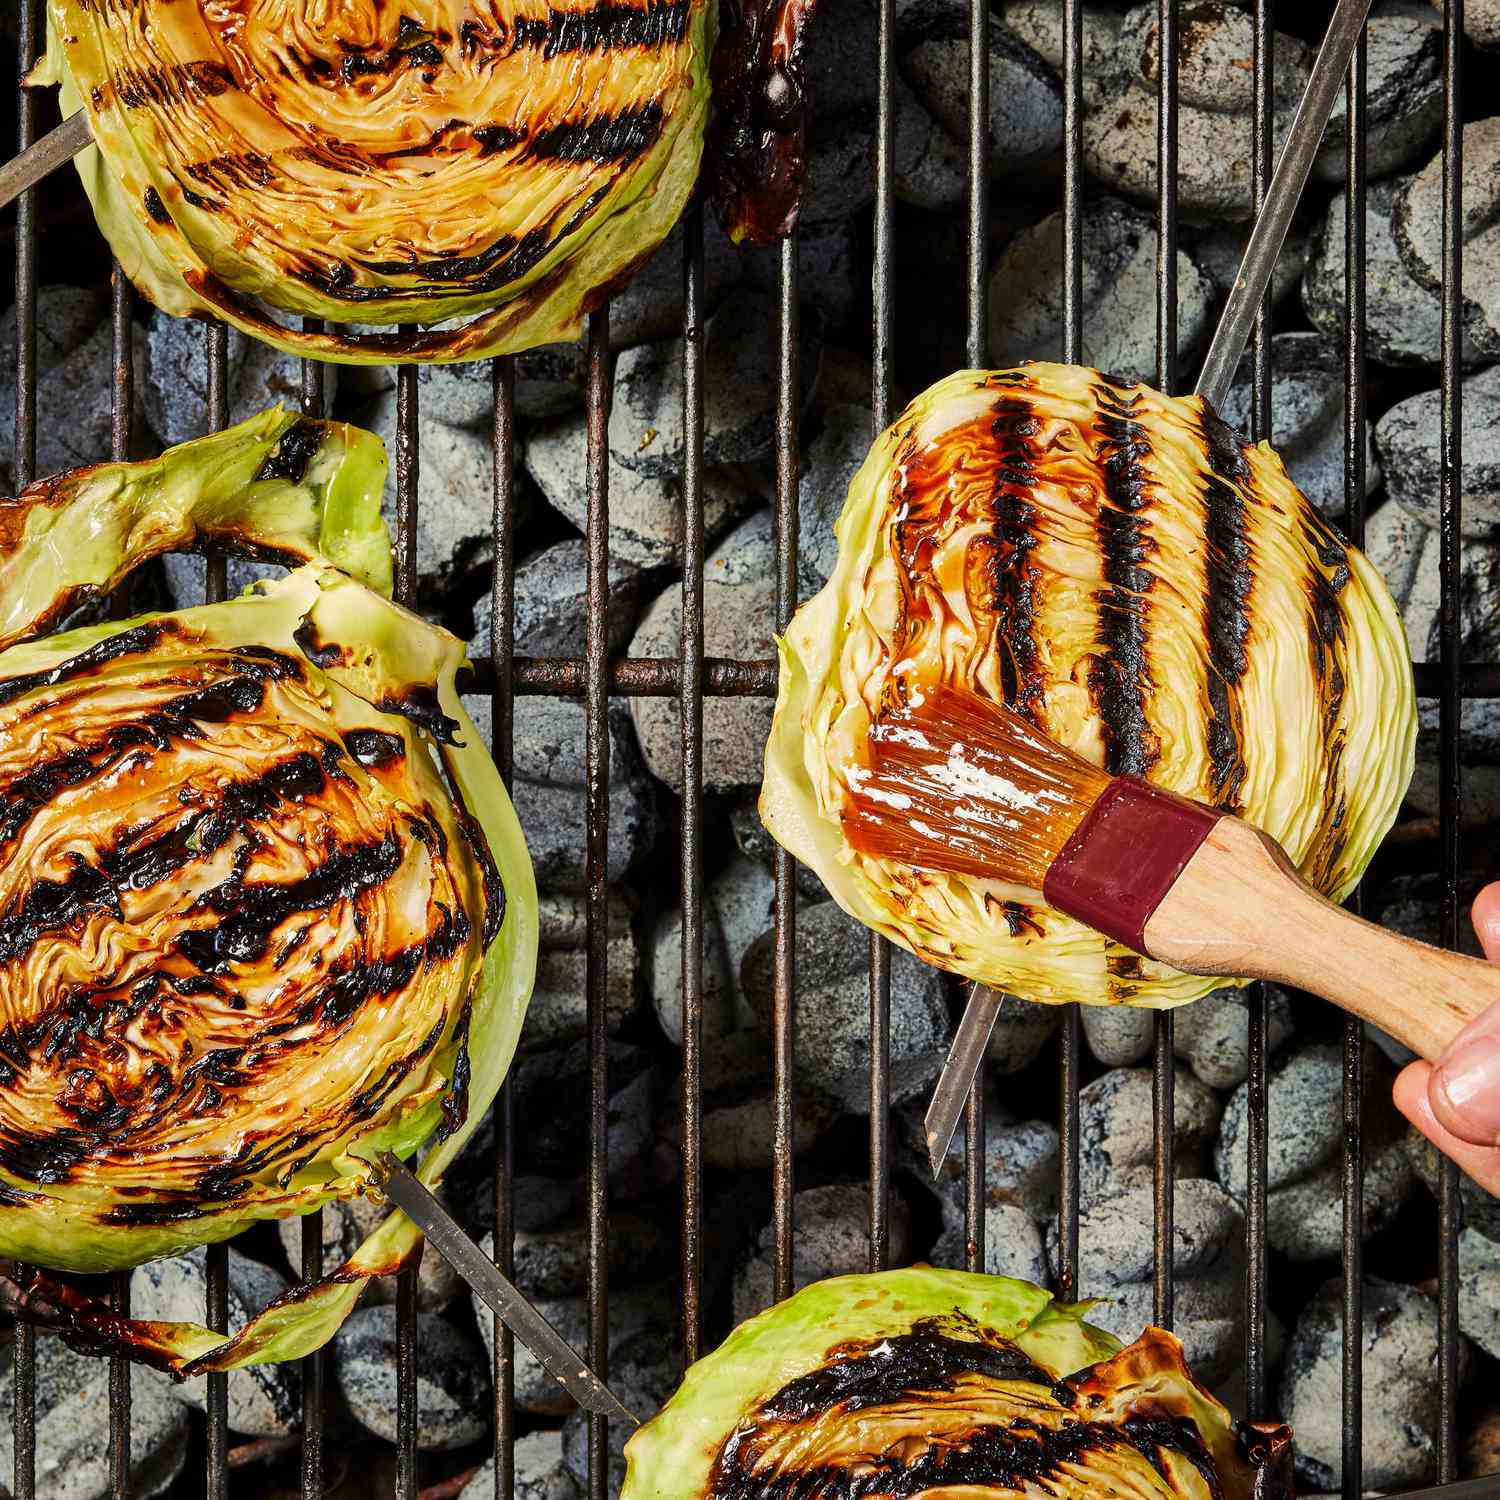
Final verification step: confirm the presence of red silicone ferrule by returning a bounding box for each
[1041,776,1224,956]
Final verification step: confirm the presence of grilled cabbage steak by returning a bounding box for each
[761,364,1415,1009]
[622,1268,1292,1500]
[0,414,537,1374]
[33,1,712,364]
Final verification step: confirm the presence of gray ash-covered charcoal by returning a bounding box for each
[1281,1278,1471,1492]
[741,894,948,1110]
[419,342,586,426]
[988,197,1216,385]
[518,888,640,1053]
[1078,1065,1222,1209]
[892,76,969,210]
[0,286,148,491]
[1314,11,1442,181]
[931,1200,1048,1284]
[1083,4,1308,222]
[986,991,1063,1073]
[459,698,655,891]
[1394,116,1500,358]
[0,1336,188,1500]
[471,541,643,661]
[162,552,286,610]
[335,1306,490,1451]
[472,1245,677,1418]
[1217,333,1380,516]
[610,291,822,480]
[1172,984,1293,1090]
[916,1088,1061,1225]
[1045,1179,1264,1385]
[897,1,1064,175]
[629,511,778,793]
[142,312,331,448]
[1405,1125,1500,1241]
[1188,221,1307,310]
[804,0,880,119]
[1431,0,1500,47]
[663,1027,842,1169]
[651,851,770,1047]
[563,1330,685,1497]
[513,1211,672,1301]
[1458,1226,1500,1361]
[607,217,746,351]
[1376,365,1500,536]
[357,388,508,600]
[131,1247,300,1434]
[999,0,1124,106]
[1079,1005,1154,1068]
[462,1431,580,1500]
[797,403,877,597]
[526,415,763,567]
[1304,177,1485,369]
[740,900,950,1114]
[1215,1040,1415,1260]
[733,1183,913,1322]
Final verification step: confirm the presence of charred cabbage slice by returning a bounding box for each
[0,406,391,649]
[34,2,712,365]
[761,363,1415,1010]
[623,1268,1291,1500]
[0,422,536,1371]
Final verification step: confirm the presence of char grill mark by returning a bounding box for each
[1090,381,1158,781]
[111,60,236,110]
[1299,509,1353,886]
[1198,407,1255,811]
[528,102,667,164]
[985,391,1047,722]
[756,1320,1067,1419]
[253,420,323,484]
[709,1320,1225,1500]
[0,621,172,709]
[509,3,692,55]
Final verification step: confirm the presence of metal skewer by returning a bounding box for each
[923,0,1377,1180]
[0,110,88,213]
[367,1152,637,1425]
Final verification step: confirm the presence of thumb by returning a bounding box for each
[1425,883,1500,1147]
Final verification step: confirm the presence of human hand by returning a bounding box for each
[1393,882,1500,1195]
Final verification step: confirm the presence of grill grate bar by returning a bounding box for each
[1152,0,1180,1336]
[108,258,133,1500]
[297,318,329,1500]
[584,305,613,1500]
[1054,0,1086,1312]
[11,3,40,1493]
[489,354,518,1500]
[771,237,800,1307]
[961,0,991,1277]
[1341,27,1369,1500]
[393,356,422,1500]
[203,318,230,1500]
[1242,0,1275,1427]
[868,0,897,1276]
[1437,0,1465,1482]
[681,204,707,1357]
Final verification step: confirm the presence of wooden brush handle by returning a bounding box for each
[1144,816,1500,1061]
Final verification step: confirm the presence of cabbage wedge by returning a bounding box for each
[0,413,537,1374]
[623,1268,1293,1500]
[32,2,713,364]
[761,365,1415,1009]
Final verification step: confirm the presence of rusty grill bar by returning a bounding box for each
[1,2,1483,1497]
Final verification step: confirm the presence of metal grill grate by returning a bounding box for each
[3,1,1485,1497]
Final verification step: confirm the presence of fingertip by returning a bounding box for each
[1394,1061,1434,1129]
[1473,883,1500,963]
[1392,1062,1500,1196]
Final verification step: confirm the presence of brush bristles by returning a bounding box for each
[841,685,1114,888]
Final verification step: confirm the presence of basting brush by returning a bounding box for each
[847,683,1500,1077]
